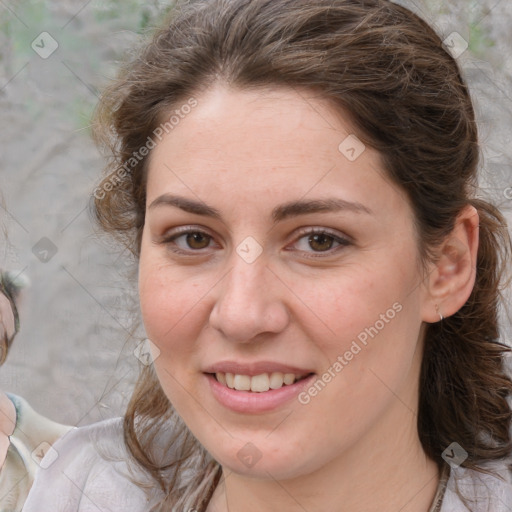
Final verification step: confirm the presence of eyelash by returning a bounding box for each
[159,226,352,258]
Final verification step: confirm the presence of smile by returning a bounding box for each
[205,367,316,413]
[214,372,308,392]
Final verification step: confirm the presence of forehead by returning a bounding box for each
[153,84,351,159]
[145,84,407,217]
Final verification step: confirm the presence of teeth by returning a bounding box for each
[283,373,295,385]
[215,372,301,392]
[251,374,270,392]
[233,374,251,391]
[269,372,284,389]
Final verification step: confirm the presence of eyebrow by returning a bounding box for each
[148,194,373,222]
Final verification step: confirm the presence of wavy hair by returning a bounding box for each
[91,0,512,509]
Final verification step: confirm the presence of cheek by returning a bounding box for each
[138,257,205,407]
[294,248,423,396]
[138,247,221,377]
[138,251,201,351]
[296,256,418,348]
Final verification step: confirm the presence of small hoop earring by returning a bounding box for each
[435,304,444,321]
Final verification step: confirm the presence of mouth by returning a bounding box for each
[211,371,313,393]
[204,362,316,412]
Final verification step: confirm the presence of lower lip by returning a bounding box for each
[206,373,315,413]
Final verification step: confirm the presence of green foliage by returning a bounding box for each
[92,0,175,32]
[468,22,495,57]
[0,0,175,128]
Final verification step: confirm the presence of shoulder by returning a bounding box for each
[22,417,162,512]
[0,394,72,511]
[441,460,512,512]
[7,393,72,453]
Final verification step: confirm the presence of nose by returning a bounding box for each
[208,255,290,343]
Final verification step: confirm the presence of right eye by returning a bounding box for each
[159,227,218,255]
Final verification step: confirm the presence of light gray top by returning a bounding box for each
[22,417,512,512]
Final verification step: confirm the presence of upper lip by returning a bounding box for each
[204,361,314,377]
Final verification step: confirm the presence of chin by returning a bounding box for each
[200,435,322,482]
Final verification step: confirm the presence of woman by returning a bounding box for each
[23,0,512,510]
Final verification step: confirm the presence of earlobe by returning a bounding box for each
[421,205,479,323]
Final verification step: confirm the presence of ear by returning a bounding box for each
[421,205,479,323]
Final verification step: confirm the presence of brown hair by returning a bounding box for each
[91,0,512,509]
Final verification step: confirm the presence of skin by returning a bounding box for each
[139,84,479,512]
[0,292,16,468]
[0,293,15,351]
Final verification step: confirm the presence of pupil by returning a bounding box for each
[309,233,333,251]
[187,232,209,249]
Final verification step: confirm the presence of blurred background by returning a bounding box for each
[0,0,511,427]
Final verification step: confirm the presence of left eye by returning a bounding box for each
[293,230,351,253]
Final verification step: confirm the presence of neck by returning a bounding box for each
[207,401,439,512]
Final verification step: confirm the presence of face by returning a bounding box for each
[0,291,15,350]
[139,84,430,480]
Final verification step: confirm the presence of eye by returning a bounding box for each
[158,226,351,257]
[291,228,351,255]
[160,227,217,254]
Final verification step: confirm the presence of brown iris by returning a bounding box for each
[186,232,211,249]
[308,233,334,252]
